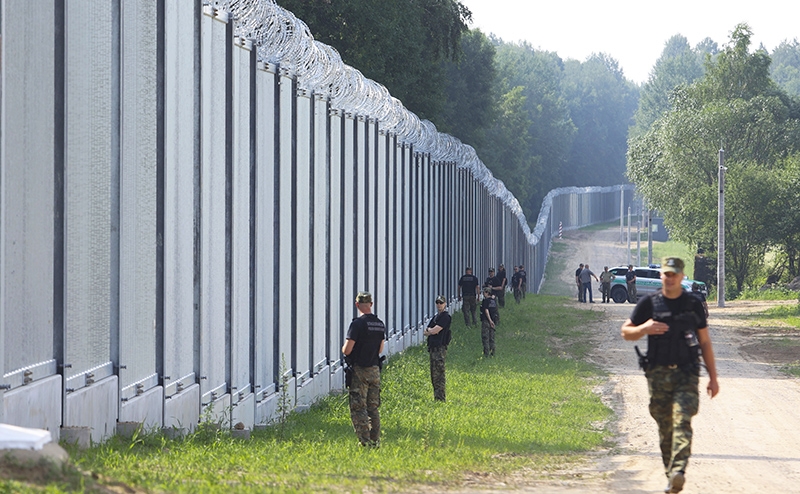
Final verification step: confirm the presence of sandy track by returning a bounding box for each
[536,226,800,493]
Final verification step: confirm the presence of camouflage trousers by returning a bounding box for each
[627,281,637,303]
[462,295,478,326]
[497,289,506,308]
[349,365,381,446]
[428,346,447,401]
[481,319,495,356]
[513,287,522,304]
[645,365,700,478]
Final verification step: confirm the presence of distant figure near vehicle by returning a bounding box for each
[579,264,600,303]
[626,265,637,303]
[599,266,616,303]
[621,257,719,493]
[575,263,585,302]
[691,282,709,318]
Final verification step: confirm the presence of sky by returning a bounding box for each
[459,0,799,84]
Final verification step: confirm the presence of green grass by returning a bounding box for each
[735,287,800,301]
[628,239,697,279]
[541,242,570,297]
[40,296,609,493]
[763,303,800,329]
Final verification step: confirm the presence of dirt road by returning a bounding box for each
[524,226,800,493]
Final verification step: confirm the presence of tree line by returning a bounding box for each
[629,25,800,294]
[277,1,800,294]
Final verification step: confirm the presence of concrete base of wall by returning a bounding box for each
[330,366,344,394]
[64,376,118,445]
[3,375,62,441]
[231,392,254,430]
[255,392,278,425]
[60,426,91,448]
[297,367,329,409]
[204,393,231,426]
[119,385,163,432]
[164,383,200,434]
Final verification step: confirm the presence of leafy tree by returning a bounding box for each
[438,29,497,150]
[631,35,705,138]
[276,0,472,121]
[490,42,575,214]
[769,154,800,278]
[482,86,536,212]
[771,39,800,97]
[628,23,800,293]
[562,54,639,187]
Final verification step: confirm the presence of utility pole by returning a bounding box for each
[619,186,624,243]
[627,206,632,267]
[718,148,727,307]
[637,202,641,267]
[647,209,653,266]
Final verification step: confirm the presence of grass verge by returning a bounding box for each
[17,296,610,493]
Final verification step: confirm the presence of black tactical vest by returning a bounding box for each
[646,291,701,368]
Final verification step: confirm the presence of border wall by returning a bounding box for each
[0,0,635,442]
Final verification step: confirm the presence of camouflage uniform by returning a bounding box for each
[349,365,381,446]
[646,365,700,477]
[429,346,447,401]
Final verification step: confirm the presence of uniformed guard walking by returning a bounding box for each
[457,267,480,326]
[342,291,386,447]
[621,258,719,493]
[423,295,452,401]
[479,286,498,357]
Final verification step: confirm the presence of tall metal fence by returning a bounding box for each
[0,0,635,442]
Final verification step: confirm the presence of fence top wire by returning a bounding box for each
[216,1,633,245]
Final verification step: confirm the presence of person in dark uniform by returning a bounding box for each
[575,263,585,302]
[626,264,638,303]
[457,267,480,326]
[484,268,501,323]
[342,291,386,447]
[691,282,709,318]
[621,258,719,493]
[511,266,522,304]
[518,264,527,298]
[496,264,508,308]
[423,295,451,401]
[479,286,498,357]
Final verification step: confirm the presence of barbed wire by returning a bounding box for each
[214,0,528,227]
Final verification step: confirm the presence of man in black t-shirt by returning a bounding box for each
[458,267,480,326]
[511,266,522,304]
[424,295,452,401]
[343,291,385,447]
[625,265,637,303]
[575,263,585,302]
[484,268,501,323]
[518,264,528,298]
[480,287,498,357]
[496,264,508,308]
[621,258,719,493]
